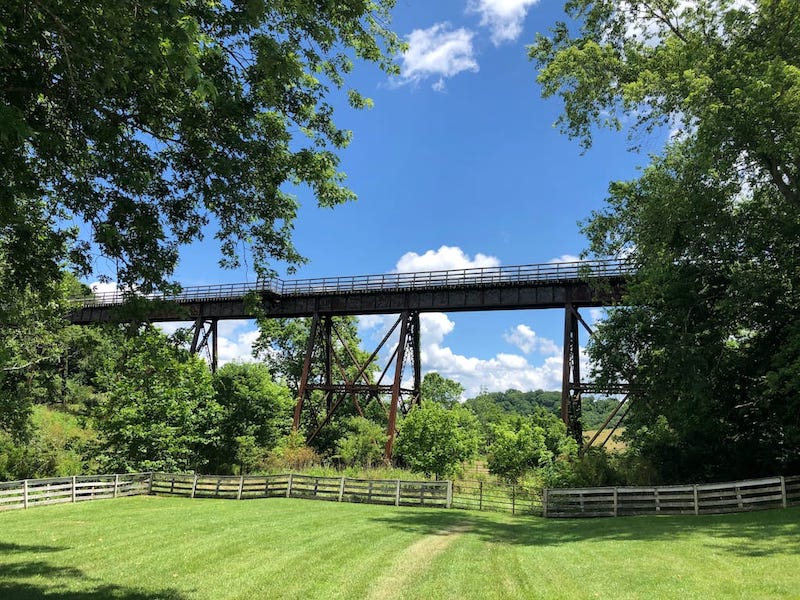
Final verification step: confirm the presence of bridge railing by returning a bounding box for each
[76,258,632,308]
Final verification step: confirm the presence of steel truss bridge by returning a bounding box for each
[69,258,633,457]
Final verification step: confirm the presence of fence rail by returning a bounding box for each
[3,472,798,519]
[75,258,633,308]
[0,473,151,511]
[149,473,451,508]
[451,480,542,515]
[544,475,800,518]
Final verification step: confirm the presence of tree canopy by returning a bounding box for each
[532,0,800,481]
[1,0,400,294]
[395,401,481,479]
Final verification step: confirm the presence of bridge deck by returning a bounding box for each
[69,259,630,323]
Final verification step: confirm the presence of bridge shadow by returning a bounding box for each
[369,505,800,557]
[0,542,189,600]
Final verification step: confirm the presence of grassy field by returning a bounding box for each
[1,497,799,599]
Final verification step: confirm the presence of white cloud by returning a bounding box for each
[156,319,260,367]
[549,254,581,264]
[395,245,500,273]
[503,324,560,356]
[400,23,479,90]
[216,321,260,364]
[89,281,120,295]
[422,342,571,397]
[467,0,540,45]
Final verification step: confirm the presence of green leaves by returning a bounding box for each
[395,401,481,479]
[538,0,800,481]
[1,0,400,292]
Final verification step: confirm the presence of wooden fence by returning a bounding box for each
[3,472,799,520]
[0,473,151,511]
[544,475,800,518]
[451,480,542,515]
[149,473,452,508]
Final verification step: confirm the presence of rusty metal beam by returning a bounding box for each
[385,311,410,459]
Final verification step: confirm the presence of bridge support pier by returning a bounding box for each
[190,317,219,373]
[292,311,421,460]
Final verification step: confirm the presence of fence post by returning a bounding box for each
[446,481,453,509]
[693,484,699,515]
[148,472,154,495]
[191,474,198,499]
[23,479,29,509]
[71,476,77,503]
[542,488,548,518]
[286,474,294,498]
[479,481,483,511]
[613,487,619,517]
[113,474,119,499]
[780,476,787,509]
[512,484,516,516]
[395,479,401,507]
[237,476,244,500]
[338,477,346,502]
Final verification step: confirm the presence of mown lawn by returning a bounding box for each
[1,496,799,599]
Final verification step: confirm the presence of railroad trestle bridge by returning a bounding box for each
[69,259,633,457]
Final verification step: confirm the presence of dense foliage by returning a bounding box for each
[395,401,482,479]
[532,0,800,481]
[1,0,400,294]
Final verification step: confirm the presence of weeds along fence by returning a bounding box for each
[0,473,151,511]
[544,475,800,518]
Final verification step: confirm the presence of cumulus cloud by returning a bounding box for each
[395,245,500,273]
[216,321,261,364]
[89,281,120,295]
[548,254,581,264]
[422,342,571,397]
[400,23,479,90]
[156,319,260,367]
[467,0,540,45]
[503,324,560,356]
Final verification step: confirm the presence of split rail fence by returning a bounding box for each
[3,472,800,519]
[149,472,451,508]
[451,480,542,515]
[544,475,800,518]
[0,473,151,511]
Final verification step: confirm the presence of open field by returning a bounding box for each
[584,426,627,451]
[1,497,799,599]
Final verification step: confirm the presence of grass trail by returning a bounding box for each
[1,496,799,599]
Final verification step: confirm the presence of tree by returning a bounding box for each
[252,315,379,455]
[531,0,800,480]
[209,362,293,474]
[395,401,481,479]
[253,316,370,395]
[335,416,388,468]
[94,327,219,472]
[486,418,550,483]
[0,272,92,438]
[2,0,401,294]
[421,372,464,408]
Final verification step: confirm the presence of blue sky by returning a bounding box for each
[95,0,665,397]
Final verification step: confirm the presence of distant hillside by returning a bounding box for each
[464,390,623,430]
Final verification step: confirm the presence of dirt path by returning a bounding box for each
[366,523,471,600]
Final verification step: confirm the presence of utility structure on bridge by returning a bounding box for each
[69,259,632,457]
